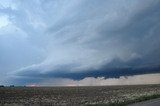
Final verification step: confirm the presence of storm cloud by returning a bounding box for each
[0,0,160,85]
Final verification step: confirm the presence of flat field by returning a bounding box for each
[0,84,160,106]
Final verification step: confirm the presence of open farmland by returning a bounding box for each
[0,84,160,106]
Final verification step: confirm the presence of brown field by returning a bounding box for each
[0,84,160,106]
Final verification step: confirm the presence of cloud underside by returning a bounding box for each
[27,73,160,86]
[16,59,160,80]
[0,0,160,85]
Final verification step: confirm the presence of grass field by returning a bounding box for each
[0,84,160,106]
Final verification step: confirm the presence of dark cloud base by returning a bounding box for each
[13,57,160,85]
[13,65,160,85]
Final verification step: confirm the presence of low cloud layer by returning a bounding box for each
[0,0,160,85]
[29,73,160,86]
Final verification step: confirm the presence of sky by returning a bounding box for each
[0,0,160,86]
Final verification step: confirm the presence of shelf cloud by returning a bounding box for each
[0,0,160,85]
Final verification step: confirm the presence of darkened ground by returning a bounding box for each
[0,85,160,106]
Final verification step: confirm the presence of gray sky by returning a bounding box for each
[0,0,160,85]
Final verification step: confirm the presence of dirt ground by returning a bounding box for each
[0,84,160,106]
